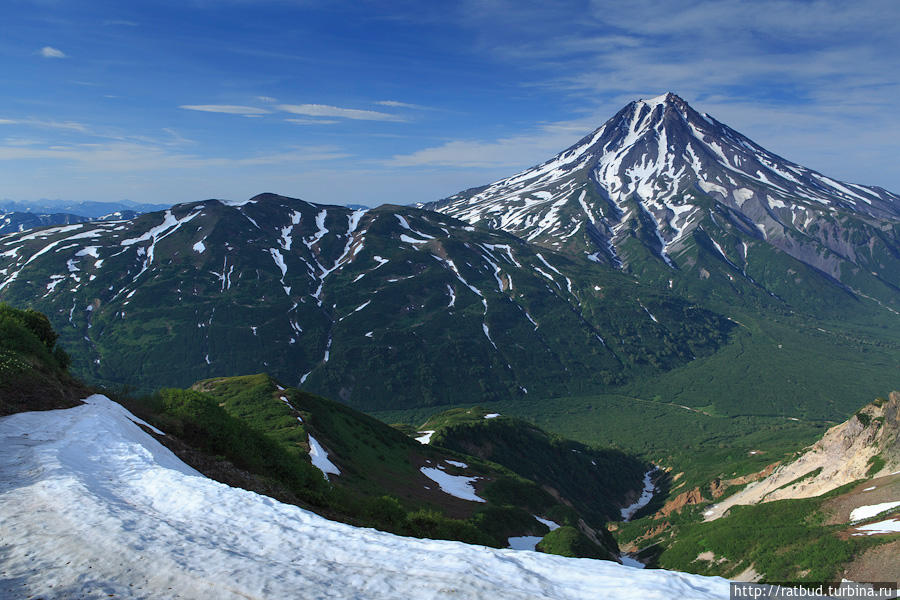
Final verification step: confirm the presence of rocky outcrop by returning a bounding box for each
[709,461,780,498]
[659,487,705,517]
[704,392,900,521]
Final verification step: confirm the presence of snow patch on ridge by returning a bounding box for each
[850,502,900,522]
[419,467,486,503]
[308,434,341,480]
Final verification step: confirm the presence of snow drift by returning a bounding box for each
[0,395,730,599]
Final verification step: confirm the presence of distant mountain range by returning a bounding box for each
[0,199,166,236]
[0,209,143,236]
[0,199,171,219]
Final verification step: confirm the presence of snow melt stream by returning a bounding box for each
[620,467,658,521]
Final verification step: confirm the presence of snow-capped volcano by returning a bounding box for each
[426,93,900,301]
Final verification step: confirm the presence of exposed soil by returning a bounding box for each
[658,487,705,517]
[822,473,900,525]
[705,393,900,521]
[841,540,900,582]
[732,565,762,582]
[0,371,89,417]
[709,461,781,498]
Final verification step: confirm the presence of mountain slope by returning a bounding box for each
[0,211,92,235]
[705,392,900,520]
[0,305,642,560]
[181,373,638,558]
[0,395,730,599]
[0,209,145,235]
[422,407,650,526]
[425,93,900,315]
[0,193,731,409]
[613,393,900,581]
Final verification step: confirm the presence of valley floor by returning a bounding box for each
[0,395,731,599]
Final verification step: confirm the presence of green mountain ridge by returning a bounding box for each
[422,407,650,525]
[0,194,732,410]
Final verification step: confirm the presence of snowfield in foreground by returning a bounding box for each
[0,395,731,599]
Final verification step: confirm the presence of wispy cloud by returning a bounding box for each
[39,46,66,59]
[460,0,900,112]
[179,104,271,116]
[103,19,138,27]
[376,100,431,110]
[179,102,406,123]
[161,128,194,146]
[277,104,405,122]
[0,141,349,171]
[0,118,89,133]
[285,118,339,125]
[388,121,588,168]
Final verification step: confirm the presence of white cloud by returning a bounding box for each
[179,101,407,123]
[39,46,66,59]
[1,138,43,147]
[277,104,405,122]
[179,105,270,116]
[161,128,194,146]
[0,141,349,172]
[388,121,588,169]
[285,118,339,125]
[0,118,89,133]
[376,100,431,110]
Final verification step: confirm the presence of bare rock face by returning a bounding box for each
[659,487,706,517]
[704,392,900,521]
[709,461,780,498]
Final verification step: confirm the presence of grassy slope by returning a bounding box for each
[424,407,649,525]
[607,392,900,581]
[165,373,623,559]
[622,310,900,420]
[615,484,888,582]
[120,379,506,547]
[0,303,87,415]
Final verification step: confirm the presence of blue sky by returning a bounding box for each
[2,0,899,207]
